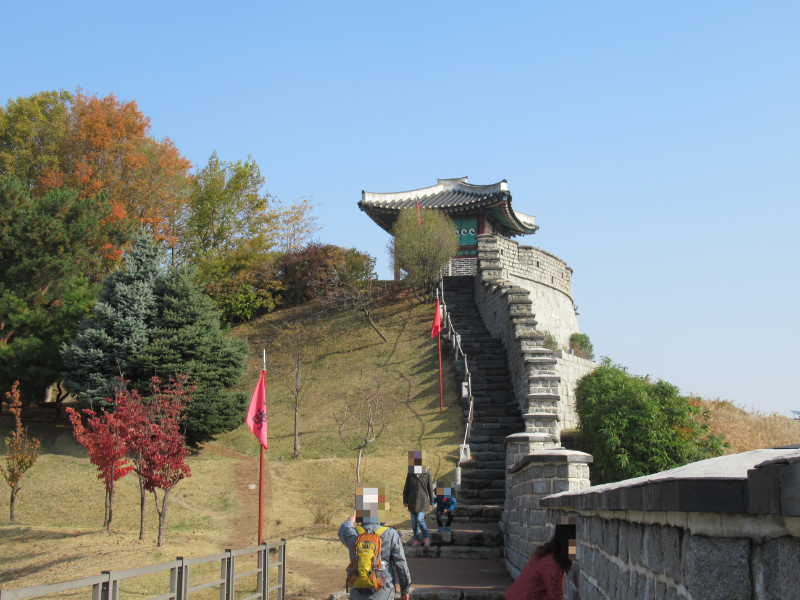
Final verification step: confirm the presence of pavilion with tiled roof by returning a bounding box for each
[358,177,537,258]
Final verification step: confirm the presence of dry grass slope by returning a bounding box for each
[696,398,800,453]
[0,289,463,599]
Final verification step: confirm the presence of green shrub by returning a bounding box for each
[541,330,559,351]
[197,251,281,323]
[569,333,595,360]
[575,359,728,484]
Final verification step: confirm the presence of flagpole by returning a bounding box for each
[437,290,443,413]
[258,349,266,545]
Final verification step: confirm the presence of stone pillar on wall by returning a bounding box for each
[502,449,593,579]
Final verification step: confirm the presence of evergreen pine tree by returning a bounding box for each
[133,269,249,442]
[61,232,162,406]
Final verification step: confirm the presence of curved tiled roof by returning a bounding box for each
[358,177,538,237]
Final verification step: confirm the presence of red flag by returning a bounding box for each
[431,298,441,338]
[246,371,268,448]
[415,199,422,225]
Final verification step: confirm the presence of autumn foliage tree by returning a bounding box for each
[1,382,40,522]
[66,405,133,530]
[139,377,191,547]
[115,376,192,546]
[0,90,192,262]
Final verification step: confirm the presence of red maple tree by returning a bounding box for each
[66,405,133,530]
[115,376,192,546]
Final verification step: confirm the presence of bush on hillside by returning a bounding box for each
[279,243,372,307]
[569,333,594,360]
[575,359,728,484]
[389,208,458,303]
[196,250,282,323]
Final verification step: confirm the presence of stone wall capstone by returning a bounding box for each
[543,449,800,600]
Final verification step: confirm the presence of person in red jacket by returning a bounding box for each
[505,519,577,600]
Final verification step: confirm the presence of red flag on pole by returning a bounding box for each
[246,371,268,448]
[431,298,441,338]
[415,199,422,225]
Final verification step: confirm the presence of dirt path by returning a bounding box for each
[203,443,344,598]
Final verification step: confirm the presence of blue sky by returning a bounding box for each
[3,2,799,417]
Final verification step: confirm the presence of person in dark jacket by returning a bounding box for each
[505,519,577,600]
[433,482,457,532]
[402,450,434,547]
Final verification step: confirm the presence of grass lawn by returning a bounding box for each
[0,290,463,598]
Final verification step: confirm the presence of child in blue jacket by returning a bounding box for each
[433,482,457,532]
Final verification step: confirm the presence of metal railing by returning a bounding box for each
[438,277,473,467]
[0,540,287,600]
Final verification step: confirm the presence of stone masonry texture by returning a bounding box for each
[546,506,800,600]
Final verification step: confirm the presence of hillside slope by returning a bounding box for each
[0,288,464,598]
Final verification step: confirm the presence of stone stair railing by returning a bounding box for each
[437,278,474,468]
[473,233,562,462]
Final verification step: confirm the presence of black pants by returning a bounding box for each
[436,510,453,527]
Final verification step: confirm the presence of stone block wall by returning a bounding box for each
[503,451,593,579]
[547,508,800,600]
[542,450,800,600]
[552,351,599,431]
[491,234,579,349]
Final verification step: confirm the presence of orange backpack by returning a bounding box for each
[347,526,388,591]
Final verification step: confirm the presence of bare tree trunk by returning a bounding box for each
[103,490,109,528]
[106,478,114,531]
[293,404,300,457]
[356,448,363,483]
[53,382,67,422]
[138,475,146,540]
[363,309,387,342]
[10,485,18,522]
[154,490,170,547]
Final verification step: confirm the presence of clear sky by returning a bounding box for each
[3,2,798,418]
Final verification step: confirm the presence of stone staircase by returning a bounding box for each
[402,275,524,564]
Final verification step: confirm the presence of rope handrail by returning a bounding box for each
[437,276,473,467]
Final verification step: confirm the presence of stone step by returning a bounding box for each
[461,468,506,480]
[460,480,505,491]
[458,497,506,506]
[460,460,507,470]
[403,546,503,560]
[469,451,502,461]
[399,529,503,547]
[468,443,506,453]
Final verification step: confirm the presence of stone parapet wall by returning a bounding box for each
[542,449,800,600]
[547,506,800,600]
[552,351,599,431]
[492,234,579,349]
[503,451,593,579]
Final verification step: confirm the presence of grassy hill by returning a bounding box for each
[0,287,462,598]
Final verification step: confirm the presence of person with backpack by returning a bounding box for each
[433,482,457,532]
[339,483,411,600]
[403,450,435,547]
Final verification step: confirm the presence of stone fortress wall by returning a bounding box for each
[492,234,579,350]
[552,351,599,431]
[472,233,597,434]
[542,450,800,600]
